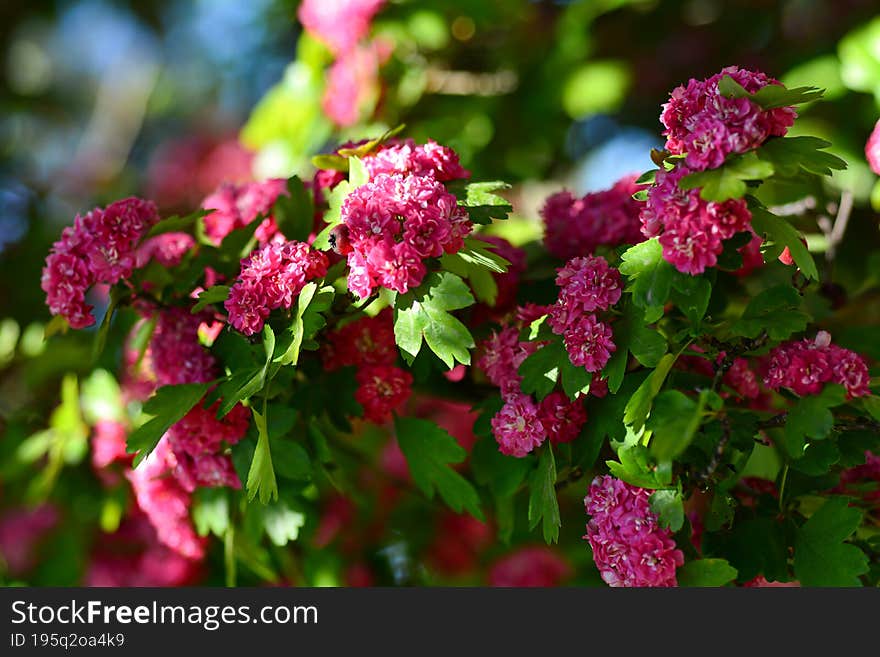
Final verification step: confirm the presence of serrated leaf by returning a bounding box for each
[757,136,846,177]
[749,202,819,280]
[794,497,868,586]
[518,340,564,400]
[247,406,278,504]
[263,499,306,546]
[648,390,707,461]
[782,384,847,458]
[528,446,560,544]
[670,271,712,325]
[146,209,208,238]
[649,489,684,532]
[273,176,314,242]
[623,352,677,431]
[680,152,774,202]
[393,272,475,367]
[678,559,738,587]
[193,488,229,538]
[718,74,824,108]
[619,238,673,321]
[192,285,231,313]
[732,283,811,340]
[127,382,211,466]
[395,416,483,520]
[471,435,532,498]
[457,181,513,224]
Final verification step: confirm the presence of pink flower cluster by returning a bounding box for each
[584,475,684,587]
[201,178,288,246]
[86,514,202,587]
[488,546,571,587]
[42,198,159,328]
[362,139,471,182]
[323,40,390,127]
[478,322,590,457]
[763,330,871,398]
[339,168,471,298]
[127,438,206,560]
[867,119,880,176]
[298,0,385,55]
[661,66,796,171]
[548,256,620,372]
[136,232,196,268]
[225,240,329,336]
[151,307,217,385]
[640,166,753,274]
[541,175,645,260]
[323,310,413,424]
[0,505,58,576]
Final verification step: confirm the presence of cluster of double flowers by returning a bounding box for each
[40,136,478,574]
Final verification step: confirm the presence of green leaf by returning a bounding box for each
[146,209,208,238]
[192,285,231,313]
[623,352,678,431]
[649,489,684,532]
[732,283,811,341]
[219,215,262,261]
[471,435,532,498]
[127,382,210,467]
[395,416,483,519]
[751,203,819,280]
[607,443,670,489]
[579,372,648,468]
[794,497,868,586]
[455,181,513,224]
[782,384,847,458]
[619,238,673,321]
[274,282,318,367]
[757,136,847,177]
[247,406,278,504]
[680,152,774,202]
[192,488,229,538]
[273,176,315,242]
[311,154,348,171]
[92,287,124,360]
[647,390,706,461]
[263,499,306,546]
[336,124,406,158]
[518,340,564,400]
[559,356,592,399]
[528,446,561,544]
[717,74,824,108]
[393,272,475,368]
[670,271,712,325]
[678,559,738,587]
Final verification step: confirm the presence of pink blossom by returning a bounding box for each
[225,240,329,336]
[150,307,217,386]
[763,331,871,398]
[322,41,387,127]
[561,314,616,373]
[866,119,880,175]
[363,139,470,182]
[641,166,752,275]
[0,505,59,576]
[660,66,796,171]
[476,326,538,397]
[489,547,571,587]
[201,178,288,245]
[341,171,470,297]
[136,232,195,268]
[126,438,205,560]
[91,420,131,470]
[298,0,385,55]
[41,198,159,328]
[542,175,645,260]
[552,255,622,315]
[490,393,546,457]
[356,364,414,423]
[539,392,588,444]
[86,514,201,587]
[585,475,684,587]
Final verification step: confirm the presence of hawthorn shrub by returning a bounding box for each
[5,1,880,588]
